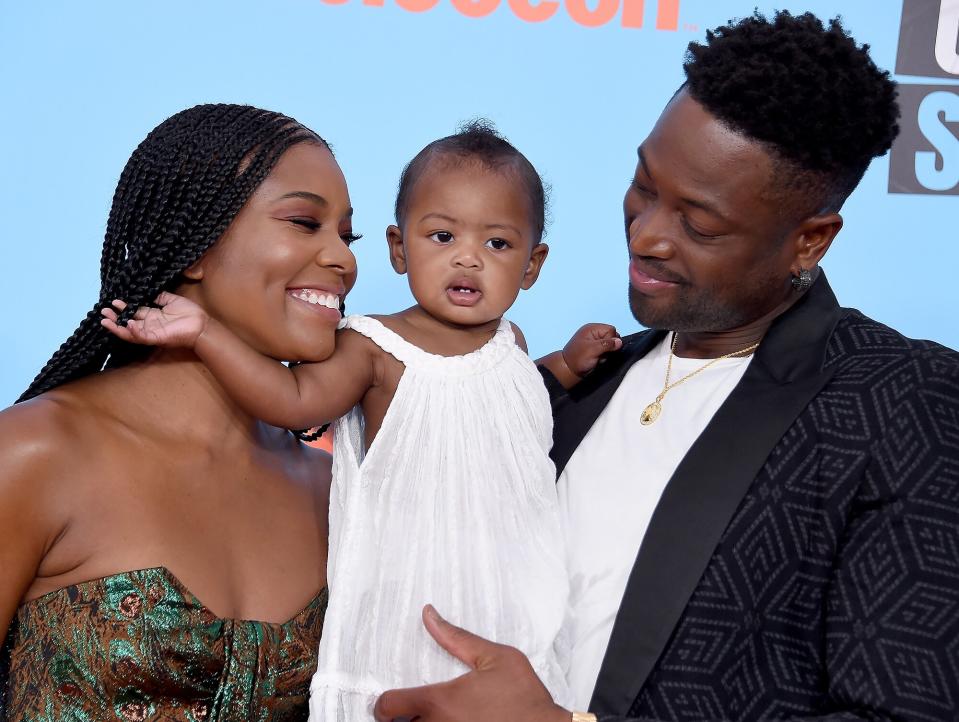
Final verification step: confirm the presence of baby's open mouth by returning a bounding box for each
[446,281,483,306]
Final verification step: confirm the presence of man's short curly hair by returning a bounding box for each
[683,10,900,217]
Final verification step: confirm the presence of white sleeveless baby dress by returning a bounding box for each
[308,315,571,720]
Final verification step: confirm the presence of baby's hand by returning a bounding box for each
[100,292,209,348]
[562,323,622,378]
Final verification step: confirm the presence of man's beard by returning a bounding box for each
[627,279,779,333]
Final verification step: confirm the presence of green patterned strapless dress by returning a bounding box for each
[0,567,327,722]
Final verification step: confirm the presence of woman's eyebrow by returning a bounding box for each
[276,191,328,206]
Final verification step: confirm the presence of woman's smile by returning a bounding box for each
[287,287,343,322]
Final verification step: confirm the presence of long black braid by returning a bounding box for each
[18,104,327,405]
[0,106,329,710]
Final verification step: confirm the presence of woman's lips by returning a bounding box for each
[287,289,342,322]
[629,261,681,293]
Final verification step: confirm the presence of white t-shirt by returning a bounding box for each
[557,335,754,709]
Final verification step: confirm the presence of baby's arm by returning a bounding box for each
[537,323,622,390]
[101,292,373,430]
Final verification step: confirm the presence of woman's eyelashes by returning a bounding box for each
[290,217,320,230]
[289,218,362,245]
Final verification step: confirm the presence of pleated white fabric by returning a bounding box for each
[308,315,572,720]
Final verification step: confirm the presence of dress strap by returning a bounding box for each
[338,315,515,373]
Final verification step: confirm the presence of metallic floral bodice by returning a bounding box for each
[0,567,327,721]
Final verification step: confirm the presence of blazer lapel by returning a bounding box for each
[589,275,847,715]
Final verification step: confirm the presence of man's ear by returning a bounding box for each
[387,225,407,275]
[520,242,549,290]
[791,212,842,274]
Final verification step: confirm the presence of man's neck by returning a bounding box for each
[673,289,807,359]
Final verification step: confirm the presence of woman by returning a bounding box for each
[0,104,358,720]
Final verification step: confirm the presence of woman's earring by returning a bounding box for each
[791,267,812,291]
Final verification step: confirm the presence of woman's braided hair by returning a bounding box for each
[18,104,326,405]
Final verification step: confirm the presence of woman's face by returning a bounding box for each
[181,142,358,363]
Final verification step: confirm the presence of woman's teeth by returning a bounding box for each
[291,289,340,309]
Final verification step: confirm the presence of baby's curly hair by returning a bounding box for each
[683,10,900,216]
[395,119,548,243]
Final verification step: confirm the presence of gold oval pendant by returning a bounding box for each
[640,401,661,425]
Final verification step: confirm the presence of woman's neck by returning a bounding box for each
[95,348,271,449]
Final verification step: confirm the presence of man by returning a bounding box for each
[375,10,959,721]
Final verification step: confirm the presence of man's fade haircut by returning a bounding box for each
[19,103,326,404]
[394,119,549,243]
[683,10,900,217]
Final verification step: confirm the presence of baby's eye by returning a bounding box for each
[486,238,510,251]
[430,231,454,244]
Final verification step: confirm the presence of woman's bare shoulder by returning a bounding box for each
[0,392,92,578]
[0,392,90,480]
[0,378,132,491]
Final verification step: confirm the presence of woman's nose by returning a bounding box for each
[316,236,357,276]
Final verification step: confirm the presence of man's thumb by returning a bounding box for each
[422,604,490,670]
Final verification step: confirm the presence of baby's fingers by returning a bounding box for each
[103,299,152,323]
[600,335,623,351]
[155,292,178,307]
[590,323,620,340]
[100,316,137,342]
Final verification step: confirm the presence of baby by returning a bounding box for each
[102,121,620,719]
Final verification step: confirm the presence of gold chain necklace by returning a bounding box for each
[639,333,760,426]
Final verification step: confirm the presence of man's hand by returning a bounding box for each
[373,605,572,722]
[100,292,210,348]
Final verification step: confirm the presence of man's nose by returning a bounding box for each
[627,207,674,259]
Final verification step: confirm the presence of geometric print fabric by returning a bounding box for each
[617,312,959,721]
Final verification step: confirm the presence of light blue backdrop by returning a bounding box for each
[2,0,956,406]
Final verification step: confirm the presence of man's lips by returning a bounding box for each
[629,261,684,291]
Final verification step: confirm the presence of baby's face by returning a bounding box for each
[388,162,547,328]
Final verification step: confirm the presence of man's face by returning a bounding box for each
[624,89,802,332]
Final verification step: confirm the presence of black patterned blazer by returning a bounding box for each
[544,275,959,721]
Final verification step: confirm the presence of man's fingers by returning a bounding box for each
[421,604,496,670]
[373,683,434,722]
